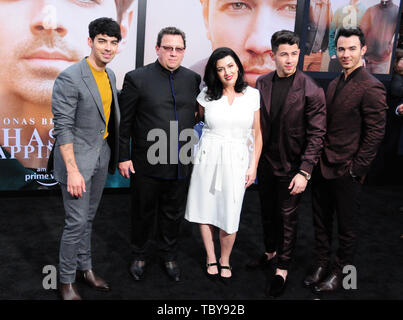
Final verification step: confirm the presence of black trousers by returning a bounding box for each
[311,167,362,271]
[257,158,302,270]
[130,174,189,261]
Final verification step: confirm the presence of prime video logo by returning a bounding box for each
[25,168,58,187]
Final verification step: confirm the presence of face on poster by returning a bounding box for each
[0,0,137,190]
[303,0,401,74]
[144,0,298,88]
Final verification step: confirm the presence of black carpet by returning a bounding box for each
[0,184,402,301]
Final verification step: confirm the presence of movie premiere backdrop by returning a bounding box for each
[0,0,401,191]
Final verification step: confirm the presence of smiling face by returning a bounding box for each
[0,0,118,106]
[201,0,297,87]
[88,34,119,69]
[336,35,366,74]
[271,43,299,77]
[216,55,239,87]
[156,34,186,71]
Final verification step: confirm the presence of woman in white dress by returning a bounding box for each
[185,47,262,282]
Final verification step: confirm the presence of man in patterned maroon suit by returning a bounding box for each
[250,30,326,298]
[304,27,387,293]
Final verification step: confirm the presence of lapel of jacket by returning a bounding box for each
[280,69,303,121]
[326,75,339,107]
[329,69,363,108]
[80,58,106,124]
[260,72,274,116]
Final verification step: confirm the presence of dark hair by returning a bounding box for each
[115,0,134,23]
[203,47,248,101]
[89,17,122,42]
[271,30,300,53]
[335,27,366,48]
[156,26,186,48]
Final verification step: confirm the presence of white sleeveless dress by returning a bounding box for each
[185,86,260,234]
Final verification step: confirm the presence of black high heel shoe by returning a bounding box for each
[205,262,219,281]
[219,264,232,285]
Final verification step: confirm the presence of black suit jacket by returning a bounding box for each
[118,61,201,179]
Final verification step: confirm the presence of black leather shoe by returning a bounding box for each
[165,261,181,282]
[76,269,110,291]
[246,253,275,269]
[313,271,342,293]
[129,260,146,281]
[60,283,82,300]
[266,275,287,298]
[205,262,219,281]
[219,264,232,285]
[303,265,329,288]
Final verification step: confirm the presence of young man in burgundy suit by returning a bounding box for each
[304,27,387,293]
[250,30,327,298]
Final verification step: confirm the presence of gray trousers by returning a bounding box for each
[59,140,110,284]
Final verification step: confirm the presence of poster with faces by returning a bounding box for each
[0,0,138,190]
[144,0,298,88]
[303,0,401,74]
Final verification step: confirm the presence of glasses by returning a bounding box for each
[161,46,185,53]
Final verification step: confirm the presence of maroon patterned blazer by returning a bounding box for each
[257,69,327,175]
[320,67,387,179]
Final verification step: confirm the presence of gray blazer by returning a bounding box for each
[51,58,120,184]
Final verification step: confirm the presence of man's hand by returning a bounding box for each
[288,173,308,195]
[397,104,403,115]
[118,160,135,178]
[245,166,257,188]
[67,171,86,198]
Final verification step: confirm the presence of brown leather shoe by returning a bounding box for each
[60,283,82,300]
[303,265,329,288]
[76,269,110,292]
[313,271,342,293]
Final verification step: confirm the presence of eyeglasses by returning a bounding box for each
[161,46,185,53]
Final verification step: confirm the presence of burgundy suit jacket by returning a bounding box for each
[256,69,326,175]
[320,67,387,179]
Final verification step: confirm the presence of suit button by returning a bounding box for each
[100,129,105,134]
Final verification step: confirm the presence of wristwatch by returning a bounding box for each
[298,170,311,181]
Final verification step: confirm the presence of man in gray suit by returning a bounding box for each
[52,17,121,300]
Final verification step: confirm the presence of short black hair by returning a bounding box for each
[156,26,186,48]
[203,47,248,101]
[89,17,122,42]
[271,30,300,53]
[335,27,366,48]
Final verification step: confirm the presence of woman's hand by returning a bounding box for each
[245,166,257,188]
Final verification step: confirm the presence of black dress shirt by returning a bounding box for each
[267,72,296,173]
[119,60,201,179]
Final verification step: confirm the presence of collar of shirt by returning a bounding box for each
[155,59,182,76]
[341,66,363,83]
